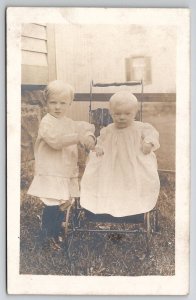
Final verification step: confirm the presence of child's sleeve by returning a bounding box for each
[39,119,79,150]
[141,122,160,151]
[75,121,96,144]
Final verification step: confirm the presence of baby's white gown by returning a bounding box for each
[80,121,160,217]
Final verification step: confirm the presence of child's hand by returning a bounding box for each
[142,141,153,154]
[83,135,96,150]
[95,146,104,157]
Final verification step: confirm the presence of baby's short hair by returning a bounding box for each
[44,80,74,103]
[109,91,139,113]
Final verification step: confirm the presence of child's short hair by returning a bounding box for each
[44,80,75,103]
[109,91,139,114]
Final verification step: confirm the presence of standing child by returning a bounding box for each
[80,91,160,217]
[28,80,96,249]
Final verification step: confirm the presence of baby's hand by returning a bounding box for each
[142,141,153,154]
[95,146,104,157]
[83,135,96,150]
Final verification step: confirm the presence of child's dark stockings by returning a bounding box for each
[41,205,65,242]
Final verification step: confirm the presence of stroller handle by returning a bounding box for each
[89,80,144,122]
[91,80,142,87]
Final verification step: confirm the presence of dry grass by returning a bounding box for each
[20,172,175,276]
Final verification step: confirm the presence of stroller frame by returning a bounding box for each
[65,198,159,257]
[64,80,159,257]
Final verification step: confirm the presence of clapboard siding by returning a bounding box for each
[22,50,48,66]
[21,36,47,53]
[21,23,47,40]
[21,24,48,68]
[21,23,56,84]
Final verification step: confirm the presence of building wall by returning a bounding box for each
[54,24,176,94]
[21,23,57,84]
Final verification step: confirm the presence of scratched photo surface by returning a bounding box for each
[7,8,189,295]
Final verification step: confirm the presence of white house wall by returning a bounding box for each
[54,24,176,94]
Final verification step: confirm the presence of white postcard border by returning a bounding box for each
[7,7,190,295]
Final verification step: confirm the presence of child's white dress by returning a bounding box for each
[28,113,95,203]
[80,121,160,217]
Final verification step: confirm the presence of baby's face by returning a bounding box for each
[111,103,136,129]
[47,91,71,118]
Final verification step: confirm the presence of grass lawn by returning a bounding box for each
[20,172,175,276]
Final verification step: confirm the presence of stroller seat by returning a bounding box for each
[83,208,144,224]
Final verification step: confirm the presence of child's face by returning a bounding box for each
[111,103,136,129]
[47,91,71,118]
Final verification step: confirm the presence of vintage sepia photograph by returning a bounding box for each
[7,7,190,295]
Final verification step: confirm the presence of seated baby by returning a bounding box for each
[80,91,160,217]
